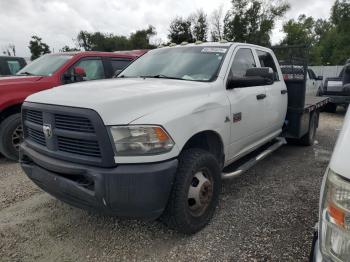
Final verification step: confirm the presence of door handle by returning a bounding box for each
[256,94,266,100]
[281,90,288,95]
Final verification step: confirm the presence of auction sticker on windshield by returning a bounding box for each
[201,48,227,54]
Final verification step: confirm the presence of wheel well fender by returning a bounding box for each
[182,130,225,168]
[0,104,22,124]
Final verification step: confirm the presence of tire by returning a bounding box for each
[299,112,317,146]
[324,103,337,113]
[161,149,221,234]
[286,112,318,146]
[0,113,22,161]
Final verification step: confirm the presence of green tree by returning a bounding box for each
[313,0,349,65]
[28,36,50,60]
[280,0,350,65]
[129,25,157,49]
[191,10,208,42]
[223,0,290,46]
[281,15,315,46]
[59,45,80,52]
[76,26,156,52]
[76,31,93,51]
[168,17,193,44]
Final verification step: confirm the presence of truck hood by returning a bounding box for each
[26,78,212,125]
[330,108,350,179]
[0,75,44,87]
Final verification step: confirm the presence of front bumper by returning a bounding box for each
[311,224,332,262]
[20,143,178,219]
[311,230,323,262]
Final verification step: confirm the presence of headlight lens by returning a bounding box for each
[320,169,350,261]
[109,126,175,156]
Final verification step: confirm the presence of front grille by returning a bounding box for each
[57,136,101,158]
[24,110,43,125]
[27,127,46,146]
[55,114,94,133]
[22,103,115,167]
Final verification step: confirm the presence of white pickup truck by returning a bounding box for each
[20,43,328,234]
[311,108,350,262]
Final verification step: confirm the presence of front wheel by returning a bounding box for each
[0,113,23,161]
[161,149,221,234]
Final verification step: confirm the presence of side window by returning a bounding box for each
[7,60,21,75]
[230,48,256,78]
[256,50,279,81]
[308,69,316,79]
[307,71,311,80]
[111,59,131,74]
[74,58,105,80]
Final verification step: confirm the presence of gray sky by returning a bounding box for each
[0,0,335,57]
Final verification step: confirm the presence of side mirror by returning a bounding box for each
[74,67,86,78]
[316,76,323,81]
[246,67,275,81]
[227,67,274,89]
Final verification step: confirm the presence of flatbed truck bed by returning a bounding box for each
[304,96,329,112]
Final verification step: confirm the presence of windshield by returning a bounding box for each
[119,46,228,82]
[17,54,73,76]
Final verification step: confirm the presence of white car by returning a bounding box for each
[312,108,350,261]
[20,42,327,234]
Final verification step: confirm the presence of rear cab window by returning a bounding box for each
[256,50,279,81]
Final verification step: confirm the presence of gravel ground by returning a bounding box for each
[0,110,346,262]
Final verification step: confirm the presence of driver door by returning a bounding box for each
[226,47,267,160]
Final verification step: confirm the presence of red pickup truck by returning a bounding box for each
[0,50,146,160]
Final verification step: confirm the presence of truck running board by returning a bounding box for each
[221,138,286,180]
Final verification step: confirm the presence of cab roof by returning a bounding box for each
[48,50,147,59]
[159,42,272,51]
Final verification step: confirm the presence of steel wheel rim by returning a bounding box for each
[187,169,213,217]
[12,125,23,151]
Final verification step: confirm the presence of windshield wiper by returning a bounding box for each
[17,71,34,76]
[140,74,184,80]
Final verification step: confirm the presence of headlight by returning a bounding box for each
[109,125,175,156]
[320,169,350,261]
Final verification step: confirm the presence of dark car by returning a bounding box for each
[0,56,27,76]
[320,58,350,112]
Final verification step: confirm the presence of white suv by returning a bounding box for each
[312,108,350,261]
